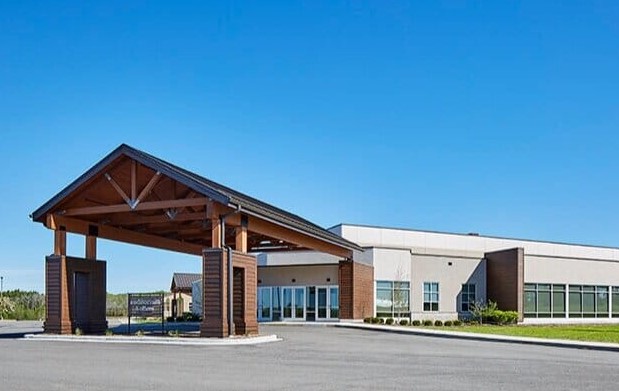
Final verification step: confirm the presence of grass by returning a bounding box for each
[437,324,619,344]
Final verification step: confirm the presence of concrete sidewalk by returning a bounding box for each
[335,322,619,352]
[24,333,281,346]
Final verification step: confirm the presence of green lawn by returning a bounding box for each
[435,324,619,344]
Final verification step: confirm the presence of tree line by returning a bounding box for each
[0,290,45,320]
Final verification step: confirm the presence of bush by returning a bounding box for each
[434,320,443,326]
[105,329,113,336]
[399,319,409,326]
[412,320,421,326]
[74,328,83,336]
[378,318,385,324]
[444,320,453,327]
[453,320,462,326]
[422,320,433,326]
[470,301,519,325]
[363,317,372,323]
[370,317,380,324]
[385,318,394,325]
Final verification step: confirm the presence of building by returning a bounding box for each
[256,223,619,324]
[167,273,201,319]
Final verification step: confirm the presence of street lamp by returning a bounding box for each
[0,275,3,298]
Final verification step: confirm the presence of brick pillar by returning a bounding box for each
[200,249,229,337]
[44,256,107,334]
[232,251,258,335]
[44,255,72,334]
[338,260,374,320]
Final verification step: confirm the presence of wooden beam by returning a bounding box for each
[104,173,131,206]
[86,235,97,259]
[47,215,204,256]
[135,171,162,206]
[62,197,210,216]
[108,211,207,226]
[246,217,352,259]
[54,229,66,256]
[131,161,137,201]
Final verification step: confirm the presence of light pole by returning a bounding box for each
[0,275,3,298]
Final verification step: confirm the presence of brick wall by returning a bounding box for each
[485,247,524,320]
[339,261,374,320]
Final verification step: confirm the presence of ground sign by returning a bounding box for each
[127,293,164,335]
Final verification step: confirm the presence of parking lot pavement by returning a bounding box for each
[1,323,619,390]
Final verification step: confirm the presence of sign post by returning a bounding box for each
[127,293,165,335]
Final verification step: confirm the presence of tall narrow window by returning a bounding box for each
[461,284,476,312]
[423,282,439,311]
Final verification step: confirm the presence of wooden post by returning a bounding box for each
[235,215,248,253]
[54,229,66,256]
[86,235,97,260]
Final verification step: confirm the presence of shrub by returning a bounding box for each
[370,317,380,324]
[434,320,443,326]
[412,320,421,326]
[453,320,462,326]
[378,318,385,324]
[105,329,113,336]
[385,318,394,325]
[422,320,433,326]
[399,319,409,326]
[74,328,83,336]
[444,320,453,327]
[470,301,519,325]
[363,317,372,323]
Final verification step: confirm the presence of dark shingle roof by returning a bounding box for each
[31,144,362,254]
[170,273,202,292]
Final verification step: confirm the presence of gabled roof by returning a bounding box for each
[170,272,202,292]
[31,144,362,253]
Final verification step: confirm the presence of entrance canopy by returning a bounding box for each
[31,144,361,259]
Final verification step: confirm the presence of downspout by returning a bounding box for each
[220,205,242,337]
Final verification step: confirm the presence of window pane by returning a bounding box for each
[524,291,536,313]
[552,291,565,314]
[538,284,551,291]
[432,283,439,291]
[613,293,619,315]
[583,292,595,314]
[583,286,595,292]
[570,285,581,292]
[553,284,565,292]
[376,290,393,314]
[423,283,430,292]
[424,293,430,302]
[431,293,439,302]
[525,284,536,290]
[423,303,430,311]
[377,281,393,289]
[597,291,608,314]
[431,303,438,311]
[538,291,551,313]
[569,292,581,313]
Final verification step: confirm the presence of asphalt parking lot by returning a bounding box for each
[1,321,618,390]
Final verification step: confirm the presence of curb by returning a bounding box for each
[335,323,619,352]
[23,333,281,346]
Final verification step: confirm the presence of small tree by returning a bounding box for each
[392,264,409,320]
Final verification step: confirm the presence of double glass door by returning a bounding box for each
[282,287,305,320]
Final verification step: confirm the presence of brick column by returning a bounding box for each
[338,260,374,320]
[232,251,258,335]
[44,255,72,334]
[200,249,229,337]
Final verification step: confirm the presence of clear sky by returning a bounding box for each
[1,1,618,293]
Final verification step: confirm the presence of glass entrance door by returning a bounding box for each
[258,287,272,321]
[282,287,306,320]
[317,287,328,320]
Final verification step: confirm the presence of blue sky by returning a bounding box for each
[1,1,617,292]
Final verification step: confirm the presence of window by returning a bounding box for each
[613,287,619,318]
[423,282,439,311]
[569,285,608,318]
[461,284,476,312]
[524,283,565,318]
[375,281,410,318]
